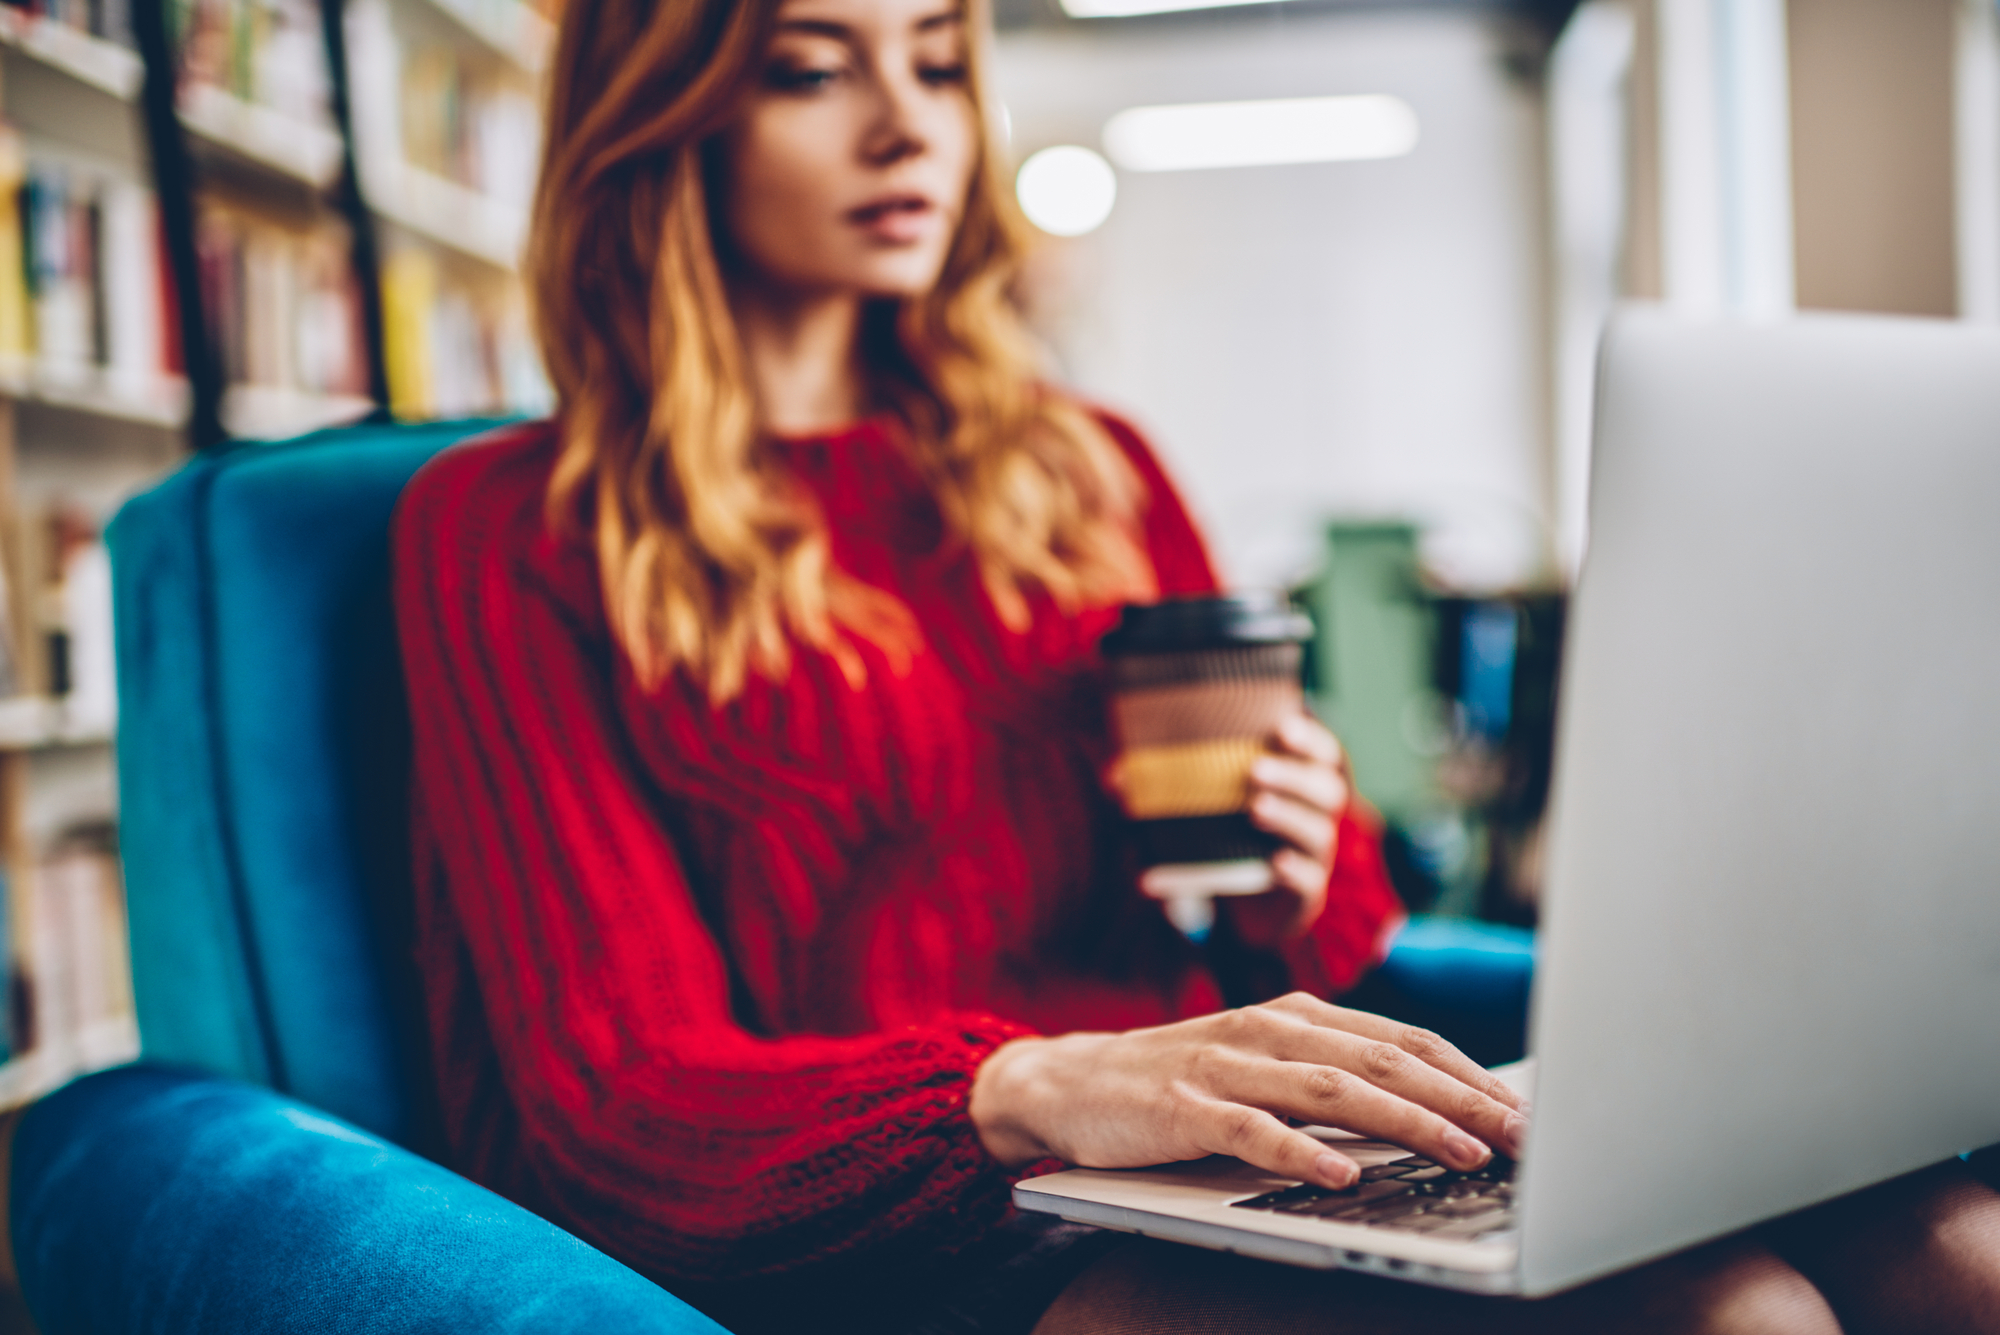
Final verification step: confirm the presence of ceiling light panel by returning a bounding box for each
[1103,94,1421,173]
[1060,0,1286,17]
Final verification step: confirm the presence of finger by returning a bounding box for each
[1249,1003,1528,1158]
[1311,1029,1527,1160]
[1270,994,1529,1117]
[1188,1096,1360,1189]
[1249,753,1347,817]
[1102,756,1125,797]
[1270,847,1329,911]
[1274,713,1343,767]
[1227,1050,1498,1172]
[1250,791,1336,863]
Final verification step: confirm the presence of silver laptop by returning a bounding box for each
[1016,310,2000,1297]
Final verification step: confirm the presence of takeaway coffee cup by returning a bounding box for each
[1100,592,1313,936]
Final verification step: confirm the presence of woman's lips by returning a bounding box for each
[847,195,938,244]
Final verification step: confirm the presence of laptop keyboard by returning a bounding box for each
[1229,1156,1517,1241]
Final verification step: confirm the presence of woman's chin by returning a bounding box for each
[843,253,953,301]
[849,276,944,302]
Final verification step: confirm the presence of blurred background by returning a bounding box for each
[0,0,1985,1095]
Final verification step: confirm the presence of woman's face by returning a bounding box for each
[722,0,979,301]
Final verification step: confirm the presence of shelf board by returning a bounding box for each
[0,696,113,750]
[404,0,554,76]
[223,384,376,439]
[0,11,142,102]
[0,1015,139,1113]
[178,82,345,190]
[0,359,187,427]
[367,157,527,271]
[2,363,381,440]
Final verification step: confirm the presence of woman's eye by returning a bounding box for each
[768,64,841,92]
[918,63,967,87]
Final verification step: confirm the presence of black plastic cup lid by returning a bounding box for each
[1099,591,1313,655]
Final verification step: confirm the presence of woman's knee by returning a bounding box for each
[1033,1236,1840,1335]
[1600,1240,1843,1335]
[1031,1240,1484,1335]
[1773,1164,2000,1335]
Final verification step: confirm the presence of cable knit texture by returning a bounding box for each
[392,412,1403,1297]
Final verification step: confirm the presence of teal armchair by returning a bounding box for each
[7,419,1535,1333]
[11,420,728,1334]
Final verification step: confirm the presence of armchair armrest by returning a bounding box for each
[10,1065,729,1334]
[1340,916,1536,1068]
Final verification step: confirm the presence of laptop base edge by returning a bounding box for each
[1013,1185,1522,1296]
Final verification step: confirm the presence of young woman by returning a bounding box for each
[392,0,2000,1330]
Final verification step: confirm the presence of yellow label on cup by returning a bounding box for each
[1118,735,1266,819]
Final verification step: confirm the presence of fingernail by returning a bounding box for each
[1501,1113,1529,1157]
[1315,1153,1357,1188]
[1443,1129,1490,1169]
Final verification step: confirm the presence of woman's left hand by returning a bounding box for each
[1229,713,1351,949]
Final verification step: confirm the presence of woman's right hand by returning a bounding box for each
[968,993,1528,1188]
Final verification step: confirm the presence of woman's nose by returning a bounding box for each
[860,70,932,165]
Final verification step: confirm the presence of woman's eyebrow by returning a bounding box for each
[776,17,853,38]
[915,9,964,31]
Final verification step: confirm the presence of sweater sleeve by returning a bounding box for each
[1094,408,1405,997]
[394,437,1031,1284]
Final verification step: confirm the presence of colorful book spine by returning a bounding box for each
[0,124,28,363]
[175,0,330,127]
[379,243,548,420]
[197,200,368,398]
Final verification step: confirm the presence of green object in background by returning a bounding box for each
[1304,521,1443,824]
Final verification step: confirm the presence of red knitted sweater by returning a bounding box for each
[393,413,1403,1290]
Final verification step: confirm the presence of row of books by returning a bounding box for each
[4,823,132,1067]
[0,128,178,391]
[399,44,540,209]
[0,124,383,405]
[198,196,371,398]
[4,144,547,428]
[0,500,124,1064]
[0,0,132,46]
[381,244,548,418]
[0,502,120,731]
[174,0,333,130]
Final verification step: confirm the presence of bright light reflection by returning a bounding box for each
[1103,94,1420,173]
[1016,145,1118,237]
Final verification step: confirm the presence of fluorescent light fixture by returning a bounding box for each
[1103,94,1420,173]
[1016,145,1118,237]
[1062,0,1285,18]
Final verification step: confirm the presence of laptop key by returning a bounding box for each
[1359,1163,1417,1181]
[1233,1184,1326,1211]
[1350,1196,1433,1224]
[1277,1181,1411,1213]
[1432,1198,1505,1219]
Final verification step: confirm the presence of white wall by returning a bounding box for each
[995,8,1554,592]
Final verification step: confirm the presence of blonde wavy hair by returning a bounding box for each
[529,0,1158,703]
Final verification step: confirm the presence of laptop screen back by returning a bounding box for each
[1519,311,2000,1295]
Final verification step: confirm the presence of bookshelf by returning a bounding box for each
[0,0,552,1111]
[348,0,550,416]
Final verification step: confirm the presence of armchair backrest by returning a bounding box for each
[109,419,510,1145]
